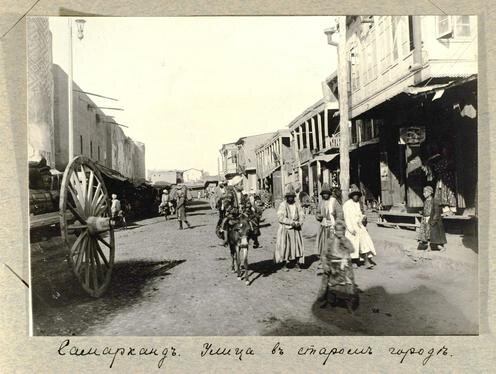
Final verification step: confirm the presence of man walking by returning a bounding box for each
[174,178,191,230]
[111,193,127,229]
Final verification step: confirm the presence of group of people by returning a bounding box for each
[274,182,377,272]
[213,176,263,248]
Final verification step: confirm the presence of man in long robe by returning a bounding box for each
[274,183,305,271]
[342,185,376,268]
[315,184,343,257]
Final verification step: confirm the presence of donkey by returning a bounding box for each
[226,214,253,285]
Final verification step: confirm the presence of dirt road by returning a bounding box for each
[31,199,478,336]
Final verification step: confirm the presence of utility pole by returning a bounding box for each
[68,18,74,161]
[325,18,351,201]
[336,16,351,202]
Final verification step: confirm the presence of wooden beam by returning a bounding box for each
[338,16,350,201]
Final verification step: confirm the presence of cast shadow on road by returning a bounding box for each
[31,258,186,336]
[246,254,320,285]
[261,285,478,336]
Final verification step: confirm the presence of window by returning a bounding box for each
[378,18,390,72]
[391,16,400,61]
[437,16,471,39]
[80,135,83,154]
[98,146,101,161]
[90,141,93,158]
[437,15,452,38]
[351,121,359,144]
[454,16,471,37]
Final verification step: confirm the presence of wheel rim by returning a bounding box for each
[59,156,115,297]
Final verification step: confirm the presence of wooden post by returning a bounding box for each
[311,117,317,151]
[305,121,310,150]
[317,111,324,150]
[337,16,350,202]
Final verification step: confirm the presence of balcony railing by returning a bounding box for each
[325,135,340,149]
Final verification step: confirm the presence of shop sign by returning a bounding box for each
[399,126,426,145]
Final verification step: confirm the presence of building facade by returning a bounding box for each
[219,143,238,180]
[147,170,183,185]
[52,65,145,181]
[27,17,55,168]
[255,129,293,202]
[327,15,477,213]
[183,168,205,183]
[288,96,340,197]
[235,133,275,192]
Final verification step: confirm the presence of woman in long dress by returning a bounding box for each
[342,185,376,268]
[274,183,305,271]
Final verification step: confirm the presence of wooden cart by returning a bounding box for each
[58,156,115,297]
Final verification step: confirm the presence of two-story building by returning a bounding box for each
[219,142,238,180]
[329,15,477,214]
[288,93,340,197]
[255,129,293,203]
[235,133,275,192]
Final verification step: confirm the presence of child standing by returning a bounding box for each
[317,220,358,311]
[417,185,447,251]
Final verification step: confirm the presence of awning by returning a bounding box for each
[97,164,130,182]
[403,75,476,97]
[314,153,339,162]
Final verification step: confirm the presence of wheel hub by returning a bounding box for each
[86,216,111,236]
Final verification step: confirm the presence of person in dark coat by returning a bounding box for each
[174,178,191,230]
[417,185,447,251]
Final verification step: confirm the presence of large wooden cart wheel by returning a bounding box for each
[59,156,115,297]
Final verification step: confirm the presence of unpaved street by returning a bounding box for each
[31,199,478,336]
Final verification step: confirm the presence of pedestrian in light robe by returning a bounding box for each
[342,184,376,268]
[274,183,305,271]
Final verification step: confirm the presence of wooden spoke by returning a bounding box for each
[70,230,87,259]
[74,234,88,273]
[94,239,110,268]
[86,167,95,210]
[90,182,103,215]
[66,202,87,225]
[67,224,87,232]
[97,236,111,249]
[84,243,91,289]
[79,166,88,215]
[89,240,97,290]
[67,184,87,221]
[92,238,104,284]
[70,172,85,208]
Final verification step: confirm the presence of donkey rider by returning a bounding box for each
[219,176,259,247]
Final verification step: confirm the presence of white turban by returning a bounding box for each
[228,175,243,186]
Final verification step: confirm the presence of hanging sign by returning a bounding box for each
[399,126,426,145]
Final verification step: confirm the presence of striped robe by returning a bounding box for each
[274,200,305,264]
[315,197,342,256]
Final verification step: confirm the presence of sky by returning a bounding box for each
[49,17,338,175]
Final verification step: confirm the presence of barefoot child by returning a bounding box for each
[317,220,358,311]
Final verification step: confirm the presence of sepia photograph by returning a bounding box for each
[28,15,478,336]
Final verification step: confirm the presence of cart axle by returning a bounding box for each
[86,216,111,236]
